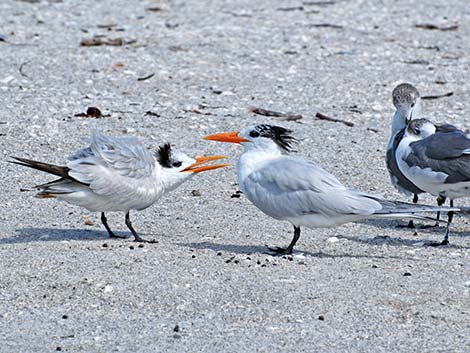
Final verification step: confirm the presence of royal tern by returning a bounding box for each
[386,83,461,228]
[395,118,470,245]
[204,124,457,254]
[10,131,228,243]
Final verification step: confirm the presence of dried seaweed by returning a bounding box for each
[315,112,353,127]
[421,92,454,100]
[249,107,303,121]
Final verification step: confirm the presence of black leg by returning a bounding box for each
[101,212,126,239]
[397,194,418,228]
[406,194,420,228]
[442,199,454,245]
[429,199,453,247]
[420,196,446,229]
[268,226,301,255]
[125,211,157,243]
[435,195,445,226]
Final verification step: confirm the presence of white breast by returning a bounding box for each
[395,137,449,198]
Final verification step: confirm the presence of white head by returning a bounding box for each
[404,118,436,141]
[392,83,421,124]
[155,144,228,192]
[203,124,296,155]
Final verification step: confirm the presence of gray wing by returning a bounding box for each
[435,123,462,133]
[242,157,383,220]
[386,128,423,195]
[406,131,470,184]
[67,132,158,197]
[67,146,93,161]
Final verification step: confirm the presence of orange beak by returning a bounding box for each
[181,155,229,174]
[203,131,250,144]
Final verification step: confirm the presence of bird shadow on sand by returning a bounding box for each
[359,218,446,233]
[1,227,131,244]
[335,233,469,250]
[359,218,470,243]
[178,241,412,260]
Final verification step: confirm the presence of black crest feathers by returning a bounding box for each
[255,124,296,151]
[156,143,172,168]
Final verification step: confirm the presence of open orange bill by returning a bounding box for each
[181,155,230,173]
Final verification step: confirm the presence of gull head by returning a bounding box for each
[392,83,420,123]
[204,124,296,154]
[156,143,228,192]
[405,118,436,140]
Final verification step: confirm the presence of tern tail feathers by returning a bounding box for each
[35,178,77,195]
[368,196,459,215]
[451,206,470,216]
[9,157,90,198]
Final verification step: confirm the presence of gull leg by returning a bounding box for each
[441,199,454,245]
[268,226,301,255]
[397,194,418,228]
[101,212,126,239]
[436,195,446,226]
[420,195,445,229]
[429,199,453,247]
[125,211,157,243]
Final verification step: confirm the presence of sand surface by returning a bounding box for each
[1,0,470,351]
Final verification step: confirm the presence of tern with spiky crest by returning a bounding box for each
[10,131,228,242]
[205,124,457,254]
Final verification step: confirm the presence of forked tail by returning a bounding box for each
[9,157,85,198]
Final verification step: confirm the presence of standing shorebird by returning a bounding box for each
[204,124,457,254]
[10,131,228,242]
[386,83,461,228]
[386,83,425,228]
[395,118,470,245]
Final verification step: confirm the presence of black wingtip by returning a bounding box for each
[8,156,70,178]
[8,156,31,167]
[9,156,23,162]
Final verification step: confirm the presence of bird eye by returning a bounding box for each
[172,161,182,167]
[249,131,260,138]
[411,103,415,108]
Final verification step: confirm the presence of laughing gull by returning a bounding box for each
[386,83,461,228]
[395,118,470,245]
[10,131,228,242]
[386,83,425,227]
[204,124,457,254]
